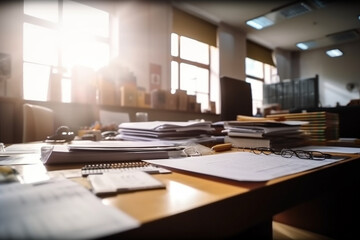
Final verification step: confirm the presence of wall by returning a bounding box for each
[0,1,23,98]
[298,40,360,107]
[218,23,246,81]
[114,1,172,92]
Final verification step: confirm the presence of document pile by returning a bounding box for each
[223,120,309,149]
[42,140,184,165]
[117,121,215,143]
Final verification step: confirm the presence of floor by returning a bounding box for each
[273,222,334,240]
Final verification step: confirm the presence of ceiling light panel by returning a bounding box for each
[326,49,343,57]
[246,1,313,30]
[246,16,274,30]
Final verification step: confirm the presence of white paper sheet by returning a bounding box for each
[146,151,342,182]
[294,145,360,154]
[0,179,139,239]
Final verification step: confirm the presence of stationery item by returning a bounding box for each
[266,112,339,144]
[145,151,343,182]
[0,143,46,165]
[81,161,171,176]
[117,121,214,141]
[0,179,140,239]
[41,141,183,165]
[0,166,21,183]
[211,143,233,152]
[223,120,308,149]
[224,135,307,149]
[88,171,166,195]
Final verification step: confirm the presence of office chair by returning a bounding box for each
[22,103,55,142]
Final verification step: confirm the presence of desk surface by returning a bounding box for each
[13,151,360,239]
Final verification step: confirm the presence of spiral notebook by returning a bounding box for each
[81,161,171,177]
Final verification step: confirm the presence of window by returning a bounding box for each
[23,0,110,102]
[171,33,218,112]
[246,58,278,115]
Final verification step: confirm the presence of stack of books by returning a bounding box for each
[266,111,339,145]
[223,120,308,149]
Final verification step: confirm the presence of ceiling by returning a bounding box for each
[175,0,360,51]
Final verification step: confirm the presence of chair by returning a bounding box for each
[22,103,55,142]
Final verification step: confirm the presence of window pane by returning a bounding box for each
[62,35,109,71]
[171,61,179,92]
[180,36,209,65]
[180,63,209,95]
[23,23,58,65]
[171,33,178,57]
[196,92,209,112]
[24,0,58,23]
[23,63,51,101]
[246,78,263,116]
[63,0,109,37]
[246,58,263,79]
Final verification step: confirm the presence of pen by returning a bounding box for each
[211,143,233,152]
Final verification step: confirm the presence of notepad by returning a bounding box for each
[81,161,171,176]
[88,171,166,195]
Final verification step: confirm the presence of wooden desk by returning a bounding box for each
[15,152,360,239]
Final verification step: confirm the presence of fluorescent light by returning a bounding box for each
[296,43,309,50]
[296,40,317,50]
[246,16,274,30]
[326,49,343,57]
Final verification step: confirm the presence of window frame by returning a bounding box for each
[171,33,212,112]
[245,57,278,115]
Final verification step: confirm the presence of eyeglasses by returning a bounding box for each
[247,147,331,160]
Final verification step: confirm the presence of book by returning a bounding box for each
[88,171,166,195]
[224,135,307,149]
[266,112,339,144]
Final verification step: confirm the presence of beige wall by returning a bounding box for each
[0,2,24,98]
[298,40,360,107]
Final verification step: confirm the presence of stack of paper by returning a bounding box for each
[117,121,215,143]
[266,111,339,145]
[42,140,184,165]
[223,120,309,149]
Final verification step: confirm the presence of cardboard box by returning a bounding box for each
[165,92,177,110]
[98,77,116,106]
[187,95,197,112]
[195,102,201,113]
[120,85,137,107]
[151,89,167,109]
[210,101,216,113]
[137,88,150,108]
[176,89,188,111]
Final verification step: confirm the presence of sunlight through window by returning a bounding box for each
[23,0,110,102]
